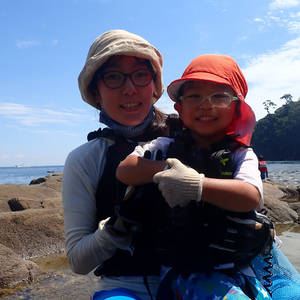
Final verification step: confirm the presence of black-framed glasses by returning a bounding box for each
[98,69,155,89]
[179,92,240,108]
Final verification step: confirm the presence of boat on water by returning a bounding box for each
[15,164,32,168]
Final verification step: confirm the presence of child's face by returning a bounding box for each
[96,55,155,126]
[174,81,237,146]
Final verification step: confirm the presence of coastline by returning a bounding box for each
[0,173,299,299]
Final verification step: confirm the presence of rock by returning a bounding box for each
[0,174,62,214]
[8,197,43,211]
[289,202,300,217]
[0,173,64,292]
[262,180,286,198]
[29,177,46,185]
[0,208,65,258]
[263,194,299,223]
[262,180,300,223]
[0,244,52,289]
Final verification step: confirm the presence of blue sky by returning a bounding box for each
[1,0,300,167]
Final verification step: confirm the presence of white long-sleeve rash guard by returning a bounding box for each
[62,137,132,275]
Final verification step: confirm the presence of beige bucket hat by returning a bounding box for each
[78,29,164,108]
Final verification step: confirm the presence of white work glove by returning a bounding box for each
[100,218,133,254]
[105,216,128,236]
[153,158,205,208]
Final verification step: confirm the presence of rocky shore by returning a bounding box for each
[0,173,65,298]
[0,173,300,298]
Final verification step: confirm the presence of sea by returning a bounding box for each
[0,161,300,187]
[0,165,64,185]
[266,161,300,188]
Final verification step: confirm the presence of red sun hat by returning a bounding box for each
[167,54,256,146]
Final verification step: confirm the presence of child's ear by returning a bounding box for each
[174,102,182,116]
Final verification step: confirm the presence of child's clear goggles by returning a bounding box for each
[179,92,241,108]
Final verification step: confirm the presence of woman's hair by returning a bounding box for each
[143,108,182,140]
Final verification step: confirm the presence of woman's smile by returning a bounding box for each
[120,102,142,109]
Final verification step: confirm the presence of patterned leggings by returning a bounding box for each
[172,271,272,300]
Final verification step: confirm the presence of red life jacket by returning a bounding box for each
[259,161,267,172]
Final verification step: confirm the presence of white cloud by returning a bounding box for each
[270,0,300,10]
[287,21,300,33]
[15,40,39,49]
[15,39,59,49]
[242,37,300,120]
[253,0,300,32]
[290,11,300,17]
[268,15,282,23]
[49,39,59,46]
[0,102,92,127]
[254,18,264,22]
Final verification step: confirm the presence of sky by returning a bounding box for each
[1,0,300,167]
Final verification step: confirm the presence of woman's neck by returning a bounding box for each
[99,105,155,137]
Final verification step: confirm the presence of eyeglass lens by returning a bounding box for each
[182,93,232,107]
[102,69,153,89]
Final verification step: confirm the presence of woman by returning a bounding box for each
[62,29,180,300]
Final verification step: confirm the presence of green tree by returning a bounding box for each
[252,99,300,160]
[263,100,277,114]
[280,94,293,104]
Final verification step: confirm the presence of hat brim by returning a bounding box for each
[167,72,234,102]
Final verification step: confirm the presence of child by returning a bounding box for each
[116,54,272,299]
[258,155,269,180]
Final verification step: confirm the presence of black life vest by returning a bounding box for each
[91,115,183,277]
[155,131,274,275]
[92,128,273,277]
[110,131,248,276]
[88,128,159,276]
[154,131,243,273]
[96,129,242,276]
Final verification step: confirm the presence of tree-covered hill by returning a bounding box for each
[251,100,300,161]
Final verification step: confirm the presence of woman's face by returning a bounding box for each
[96,55,155,126]
[174,81,237,147]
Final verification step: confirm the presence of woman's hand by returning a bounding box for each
[153,158,204,208]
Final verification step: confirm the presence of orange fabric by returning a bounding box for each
[167,54,256,146]
[259,161,267,172]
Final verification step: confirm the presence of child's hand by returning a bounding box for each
[153,158,204,208]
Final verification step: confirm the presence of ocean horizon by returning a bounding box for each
[0,165,64,185]
[1,161,300,187]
